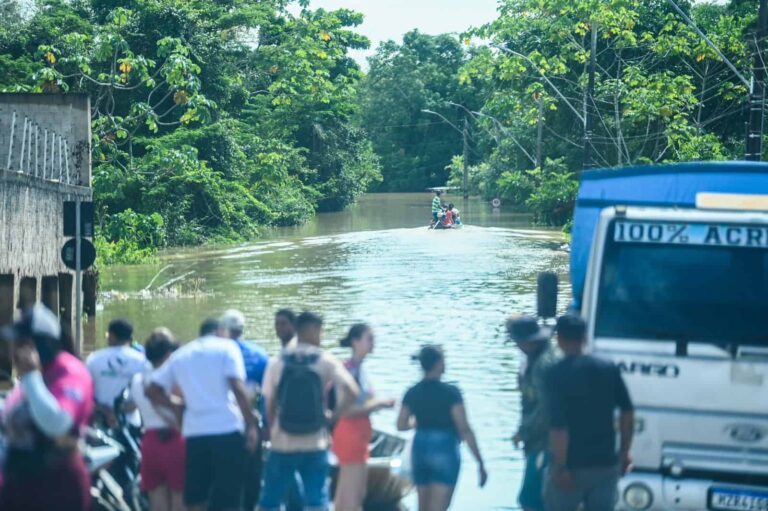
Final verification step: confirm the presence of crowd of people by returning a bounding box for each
[0,301,632,511]
[430,191,461,228]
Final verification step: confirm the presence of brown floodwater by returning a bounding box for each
[89,192,571,510]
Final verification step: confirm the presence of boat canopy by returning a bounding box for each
[571,161,768,307]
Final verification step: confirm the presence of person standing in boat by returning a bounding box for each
[397,345,488,511]
[431,190,443,225]
[507,315,559,511]
[333,324,395,511]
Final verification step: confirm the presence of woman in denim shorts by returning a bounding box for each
[397,346,488,511]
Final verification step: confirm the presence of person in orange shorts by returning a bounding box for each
[332,324,395,511]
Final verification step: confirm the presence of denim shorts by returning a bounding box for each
[259,449,329,511]
[412,429,461,487]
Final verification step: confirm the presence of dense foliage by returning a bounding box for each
[0,0,381,263]
[2,0,763,250]
[358,0,760,226]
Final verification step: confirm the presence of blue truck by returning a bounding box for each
[567,162,768,511]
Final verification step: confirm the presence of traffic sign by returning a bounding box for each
[63,201,94,237]
[61,238,96,270]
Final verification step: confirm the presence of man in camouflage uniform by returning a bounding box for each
[507,315,560,511]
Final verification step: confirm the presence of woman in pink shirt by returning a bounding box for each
[0,305,94,511]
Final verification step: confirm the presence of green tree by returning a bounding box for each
[357,30,483,192]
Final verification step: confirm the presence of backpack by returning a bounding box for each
[277,351,326,435]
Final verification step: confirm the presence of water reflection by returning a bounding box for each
[92,193,570,510]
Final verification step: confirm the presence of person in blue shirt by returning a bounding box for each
[220,309,269,511]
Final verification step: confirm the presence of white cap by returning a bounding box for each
[4,303,62,341]
[220,309,246,333]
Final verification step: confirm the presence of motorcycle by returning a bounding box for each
[85,427,132,511]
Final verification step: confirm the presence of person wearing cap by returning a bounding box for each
[86,318,150,427]
[544,314,634,511]
[396,345,488,511]
[0,304,94,511]
[219,309,270,511]
[506,315,560,511]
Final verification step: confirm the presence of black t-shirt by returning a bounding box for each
[403,379,463,434]
[548,354,633,469]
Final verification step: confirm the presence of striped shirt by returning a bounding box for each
[432,196,442,213]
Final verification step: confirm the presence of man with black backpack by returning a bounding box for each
[259,312,360,511]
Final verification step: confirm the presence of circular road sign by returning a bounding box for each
[61,238,96,271]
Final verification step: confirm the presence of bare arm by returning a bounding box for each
[229,378,260,451]
[229,378,259,429]
[343,398,395,418]
[451,403,488,487]
[396,404,414,431]
[549,427,569,469]
[146,382,184,422]
[619,410,635,474]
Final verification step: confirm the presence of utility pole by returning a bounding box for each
[536,92,544,168]
[462,117,470,199]
[584,21,598,170]
[747,0,768,161]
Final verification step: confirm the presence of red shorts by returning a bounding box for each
[332,416,372,464]
[140,429,186,492]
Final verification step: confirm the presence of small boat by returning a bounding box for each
[330,430,413,510]
[429,222,463,230]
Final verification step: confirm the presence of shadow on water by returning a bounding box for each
[89,193,571,510]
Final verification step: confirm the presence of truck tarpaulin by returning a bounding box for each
[571,161,768,307]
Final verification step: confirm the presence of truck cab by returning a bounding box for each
[570,162,768,511]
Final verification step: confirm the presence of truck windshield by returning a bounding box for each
[595,223,768,347]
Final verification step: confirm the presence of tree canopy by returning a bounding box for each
[2,0,763,254]
[0,0,381,262]
[355,0,760,226]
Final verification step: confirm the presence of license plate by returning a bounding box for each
[710,487,768,511]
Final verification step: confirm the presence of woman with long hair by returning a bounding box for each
[332,323,395,511]
[397,345,488,511]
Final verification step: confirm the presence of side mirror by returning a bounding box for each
[537,272,558,319]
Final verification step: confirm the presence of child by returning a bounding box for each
[448,203,461,225]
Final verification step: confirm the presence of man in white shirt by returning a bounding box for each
[86,318,149,425]
[147,318,259,511]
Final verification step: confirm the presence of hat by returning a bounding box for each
[1,304,61,342]
[220,309,246,332]
[506,315,551,344]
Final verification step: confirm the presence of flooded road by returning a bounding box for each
[92,193,570,510]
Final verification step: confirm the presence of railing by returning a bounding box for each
[4,110,75,185]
